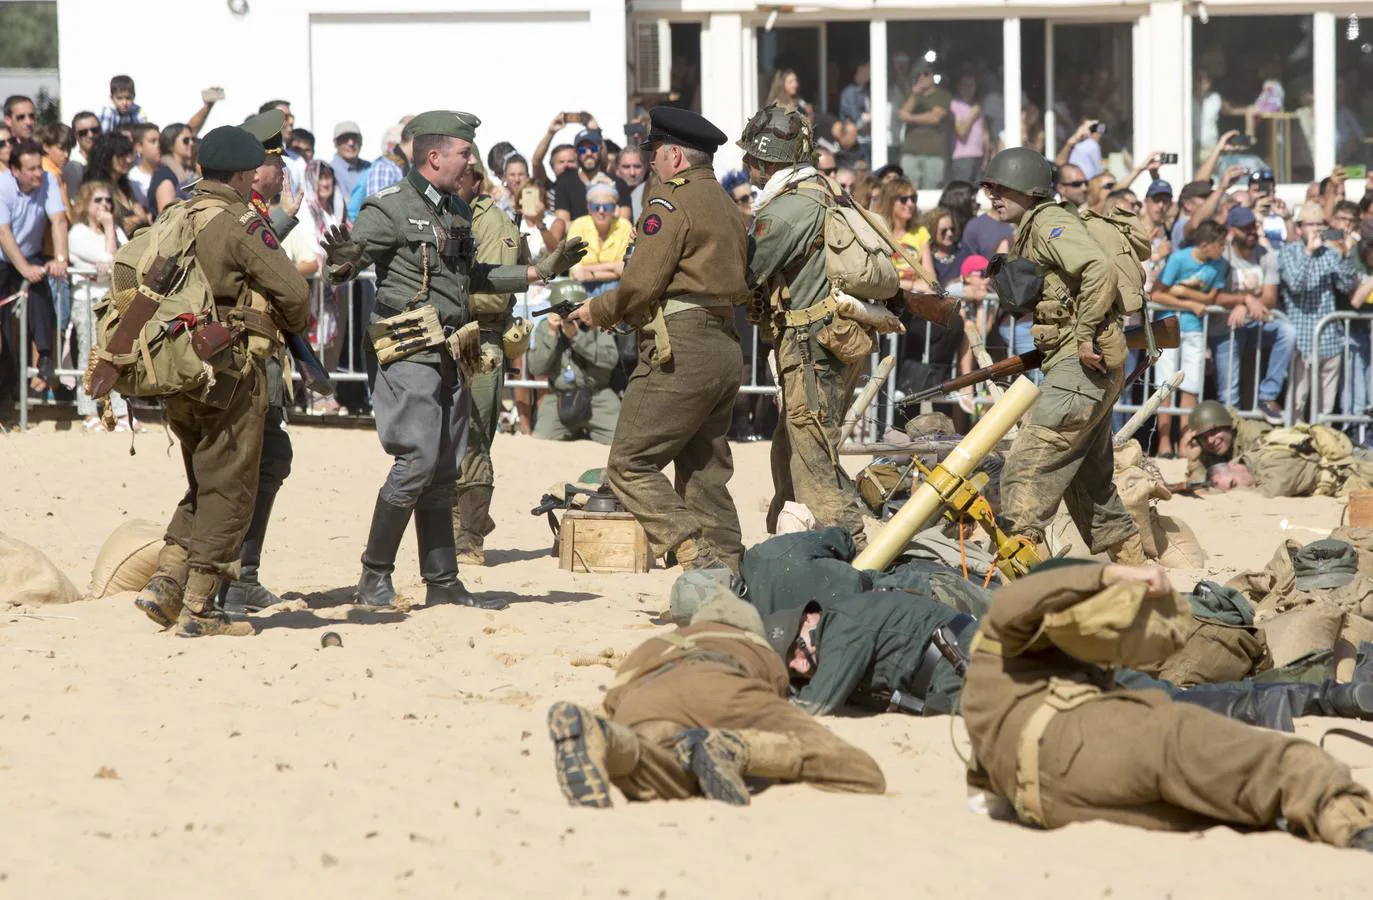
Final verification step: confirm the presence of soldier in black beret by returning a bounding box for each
[131,124,312,637]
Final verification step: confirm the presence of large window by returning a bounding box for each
[1336,14,1372,170]
[887,21,1004,190]
[1192,14,1315,183]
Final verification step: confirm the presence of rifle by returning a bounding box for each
[1163,480,1210,496]
[287,332,335,397]
[899,316,1181,409]
[900,288,961,329]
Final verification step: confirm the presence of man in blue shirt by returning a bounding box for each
[329,120,372,201]
[838,62,871,167]
[0,139,69,403]
[1150,219,1228,456]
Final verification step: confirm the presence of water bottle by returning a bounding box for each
[561,364,576,387]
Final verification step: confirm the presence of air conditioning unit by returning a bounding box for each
[630,20,671,95]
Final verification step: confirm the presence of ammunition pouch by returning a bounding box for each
[368,304,444,365]
[987,255,1045,317]
[816,314,874,364]
[446,321,499,379]
[502,317,532,358]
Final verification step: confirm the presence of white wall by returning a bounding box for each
[56,0,627,161]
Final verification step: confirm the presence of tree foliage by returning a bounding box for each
[0,3,58,69]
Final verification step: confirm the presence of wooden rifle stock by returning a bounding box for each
[900,289,960,329]
[901,316,1181,408]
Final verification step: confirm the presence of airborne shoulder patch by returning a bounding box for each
[643,213,663,236]
[648,197,676,212]
[1048,226,1065,240]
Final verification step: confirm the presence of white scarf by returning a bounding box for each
[754,164,818,211]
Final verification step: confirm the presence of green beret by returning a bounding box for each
[407,109,481,143]
[198,125,266,173]
[241,109,285,155]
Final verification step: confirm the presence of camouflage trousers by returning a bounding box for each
[1000,357,1137,553]
[767,330,867,543]
[453,330,502,551]
[608,310,744,569]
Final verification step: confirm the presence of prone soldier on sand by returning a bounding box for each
[546,582,884,807]
[981,147,1144,563]
[962,560,1373,852]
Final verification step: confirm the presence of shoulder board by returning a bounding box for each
[666,177,688,188]
[375,185,402,198]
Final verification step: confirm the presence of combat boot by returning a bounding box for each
[415,502,508,610]
[1174,685,1295,731]
[674,536,729,573]
[1106,532,1147,565]
[356,494,414,608]
[547,701,622,808]
[222,492,283,614]
[133,542,191,629]
[176,570,255,638]
[453,485,494,567]
[673,729,751,806]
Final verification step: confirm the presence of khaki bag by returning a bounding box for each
[1149,619,1272,686]
[87,519,164,599]
[1259,603,1344,667]
[816,313,874,364]
[90,196,233,399]
[0,532,81,606]
[791,181,901,300]
[1036,581,1191,668]
[1081,208,1150,315]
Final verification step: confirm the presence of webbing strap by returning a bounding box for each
[970,628,1004,657]
[781,295,838,328]
[1013,679,1103,827]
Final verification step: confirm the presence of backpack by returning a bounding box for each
[89,195,232,400]
[789,180,901,300]
[1081,207,1150,315]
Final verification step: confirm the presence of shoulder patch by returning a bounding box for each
[375,185,402,198]
[237,210,256,225]
[648,197,676,212]
[754,218,767,238]
[1048,226,1065,240]
[243,217,279,249]
[642,213,663,236]
[503,236,516,248]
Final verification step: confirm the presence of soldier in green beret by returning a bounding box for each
[322,110,586,610]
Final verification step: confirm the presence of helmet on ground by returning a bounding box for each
[1188,400,1234,435]
[737,104,812,165]
[982,147,1055,199]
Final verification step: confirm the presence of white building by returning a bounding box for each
[56,0,1371,194]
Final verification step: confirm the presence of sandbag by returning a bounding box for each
[1154,514,1207,568]
[1335,615,1373,682]
[1259,603,1343,668]
[1331,526,1373,577]
[0,532,80,606]
[87,518,164,599]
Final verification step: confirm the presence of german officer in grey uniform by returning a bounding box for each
[323,111,586,610]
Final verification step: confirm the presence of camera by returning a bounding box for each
[1323,227,1347,242]
[1157,153,1178,165]
[1091,122,1107,136]
[1229,134,1255,150]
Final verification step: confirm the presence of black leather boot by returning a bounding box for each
[415,502,508,610]
[357,495,414,608]
[1173,685,1296,732]
[222,491,282,614]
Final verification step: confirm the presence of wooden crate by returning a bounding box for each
[559,510,652,573]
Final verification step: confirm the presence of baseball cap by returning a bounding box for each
[1295,201,1326,224]
[333,120,362,141]
[960,254,990,279]
[574,128,602,147]
[1225,207,1257,229]
[381,124,404,153]
[1145,179,1173,198]
[1178,180,1213,202]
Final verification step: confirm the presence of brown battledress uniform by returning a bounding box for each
[590,165,750,570]
[597,620,886,800]
[961,563,1373,847]
[146,180,311,617]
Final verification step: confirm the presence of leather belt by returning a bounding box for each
[904,613,976,701]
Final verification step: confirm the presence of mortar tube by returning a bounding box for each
[851,375,1041,572]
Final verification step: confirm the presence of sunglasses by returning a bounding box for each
[938,226,956,235]
[13,112,35,121]
[76,126,99,138]
[1058,179,1087,189]
[733,194,752,206]
[894,195,915,204]
[588,201,616,213]
[179,136,194,145]
[1100,182,1118,191]
[819,166,837,175]
[91,196,113,205]
[577,145,601,155]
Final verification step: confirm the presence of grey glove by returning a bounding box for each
[321,224,364,270]
[536,236,589,281]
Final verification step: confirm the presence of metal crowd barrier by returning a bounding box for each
[12,276,1315,443]
[1311,312,1373,441]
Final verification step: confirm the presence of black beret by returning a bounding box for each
[198,125,266,172]
[641,106,727,154]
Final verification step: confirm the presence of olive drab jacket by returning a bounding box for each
[1012,201,1122,371]
[337,170,530,364]
[527,322,619,393]
[1080,206,1151,318]
[187,180,311,340]
[588,164,749,329]
[469,194,527,326]
[747,176,830,313]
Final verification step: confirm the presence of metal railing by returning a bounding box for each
[1311,312,1373,442]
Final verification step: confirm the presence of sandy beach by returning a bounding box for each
[3,418,1372,899]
